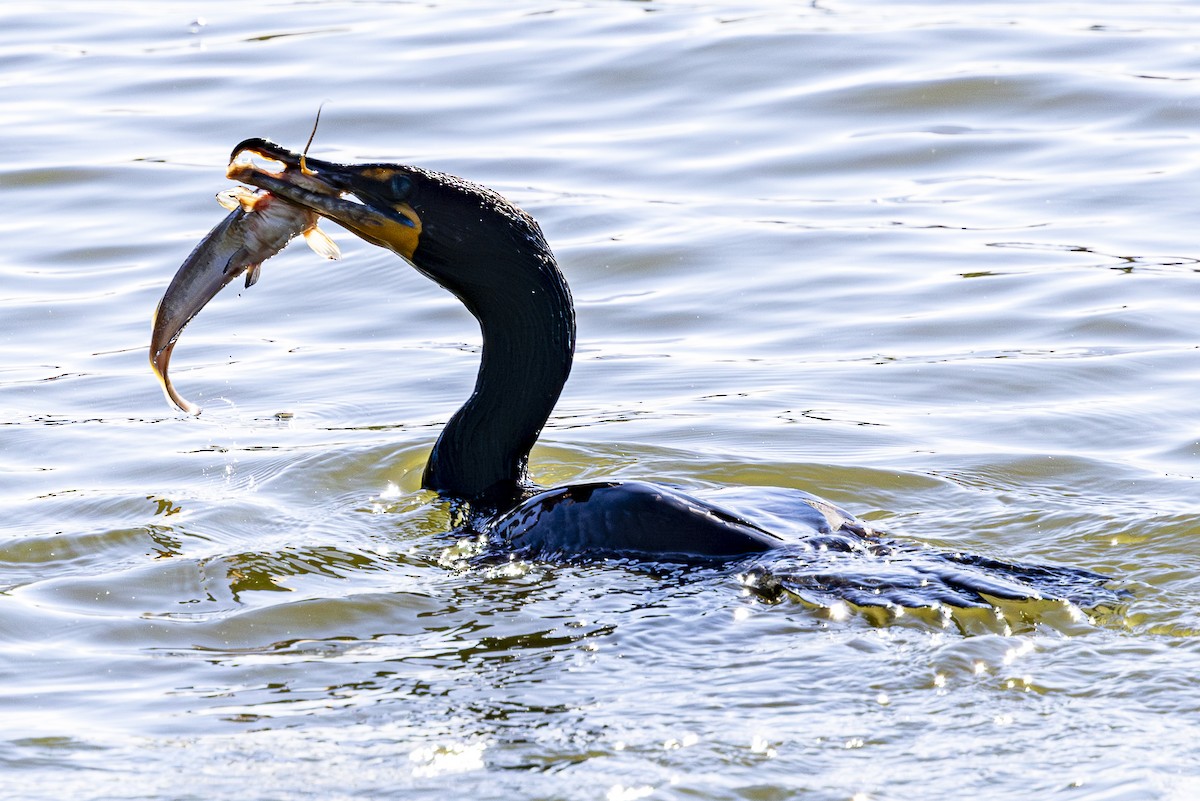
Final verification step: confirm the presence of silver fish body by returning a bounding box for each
[150,188,339,414]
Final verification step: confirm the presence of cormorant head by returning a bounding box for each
[226,138,554,298]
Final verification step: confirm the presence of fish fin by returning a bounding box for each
[224,248,251,275]
[303,226,341,260]
[244,263,262,289]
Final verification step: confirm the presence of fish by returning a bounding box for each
[149,187,340,415]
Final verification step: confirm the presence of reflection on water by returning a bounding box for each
[2,1,1200,799]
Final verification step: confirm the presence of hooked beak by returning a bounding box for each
[226,138,421,260]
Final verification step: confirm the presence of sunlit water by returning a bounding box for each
[2,1,1199,799]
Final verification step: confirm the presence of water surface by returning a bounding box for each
[2,2,1199,799]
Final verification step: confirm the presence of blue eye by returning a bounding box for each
[390,174,414,198]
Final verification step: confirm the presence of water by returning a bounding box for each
[2,1,1199,798]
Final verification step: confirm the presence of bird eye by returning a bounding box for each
[389,173,415,199]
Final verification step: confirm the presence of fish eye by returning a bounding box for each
[389,173,415,199]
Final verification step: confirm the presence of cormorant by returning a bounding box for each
[153,137,1120,611]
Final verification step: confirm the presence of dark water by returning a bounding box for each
[2,2,1198,799]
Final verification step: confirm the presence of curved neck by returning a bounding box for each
[420,242,575,504]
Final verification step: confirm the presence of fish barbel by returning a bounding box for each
[149,187,340,415]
